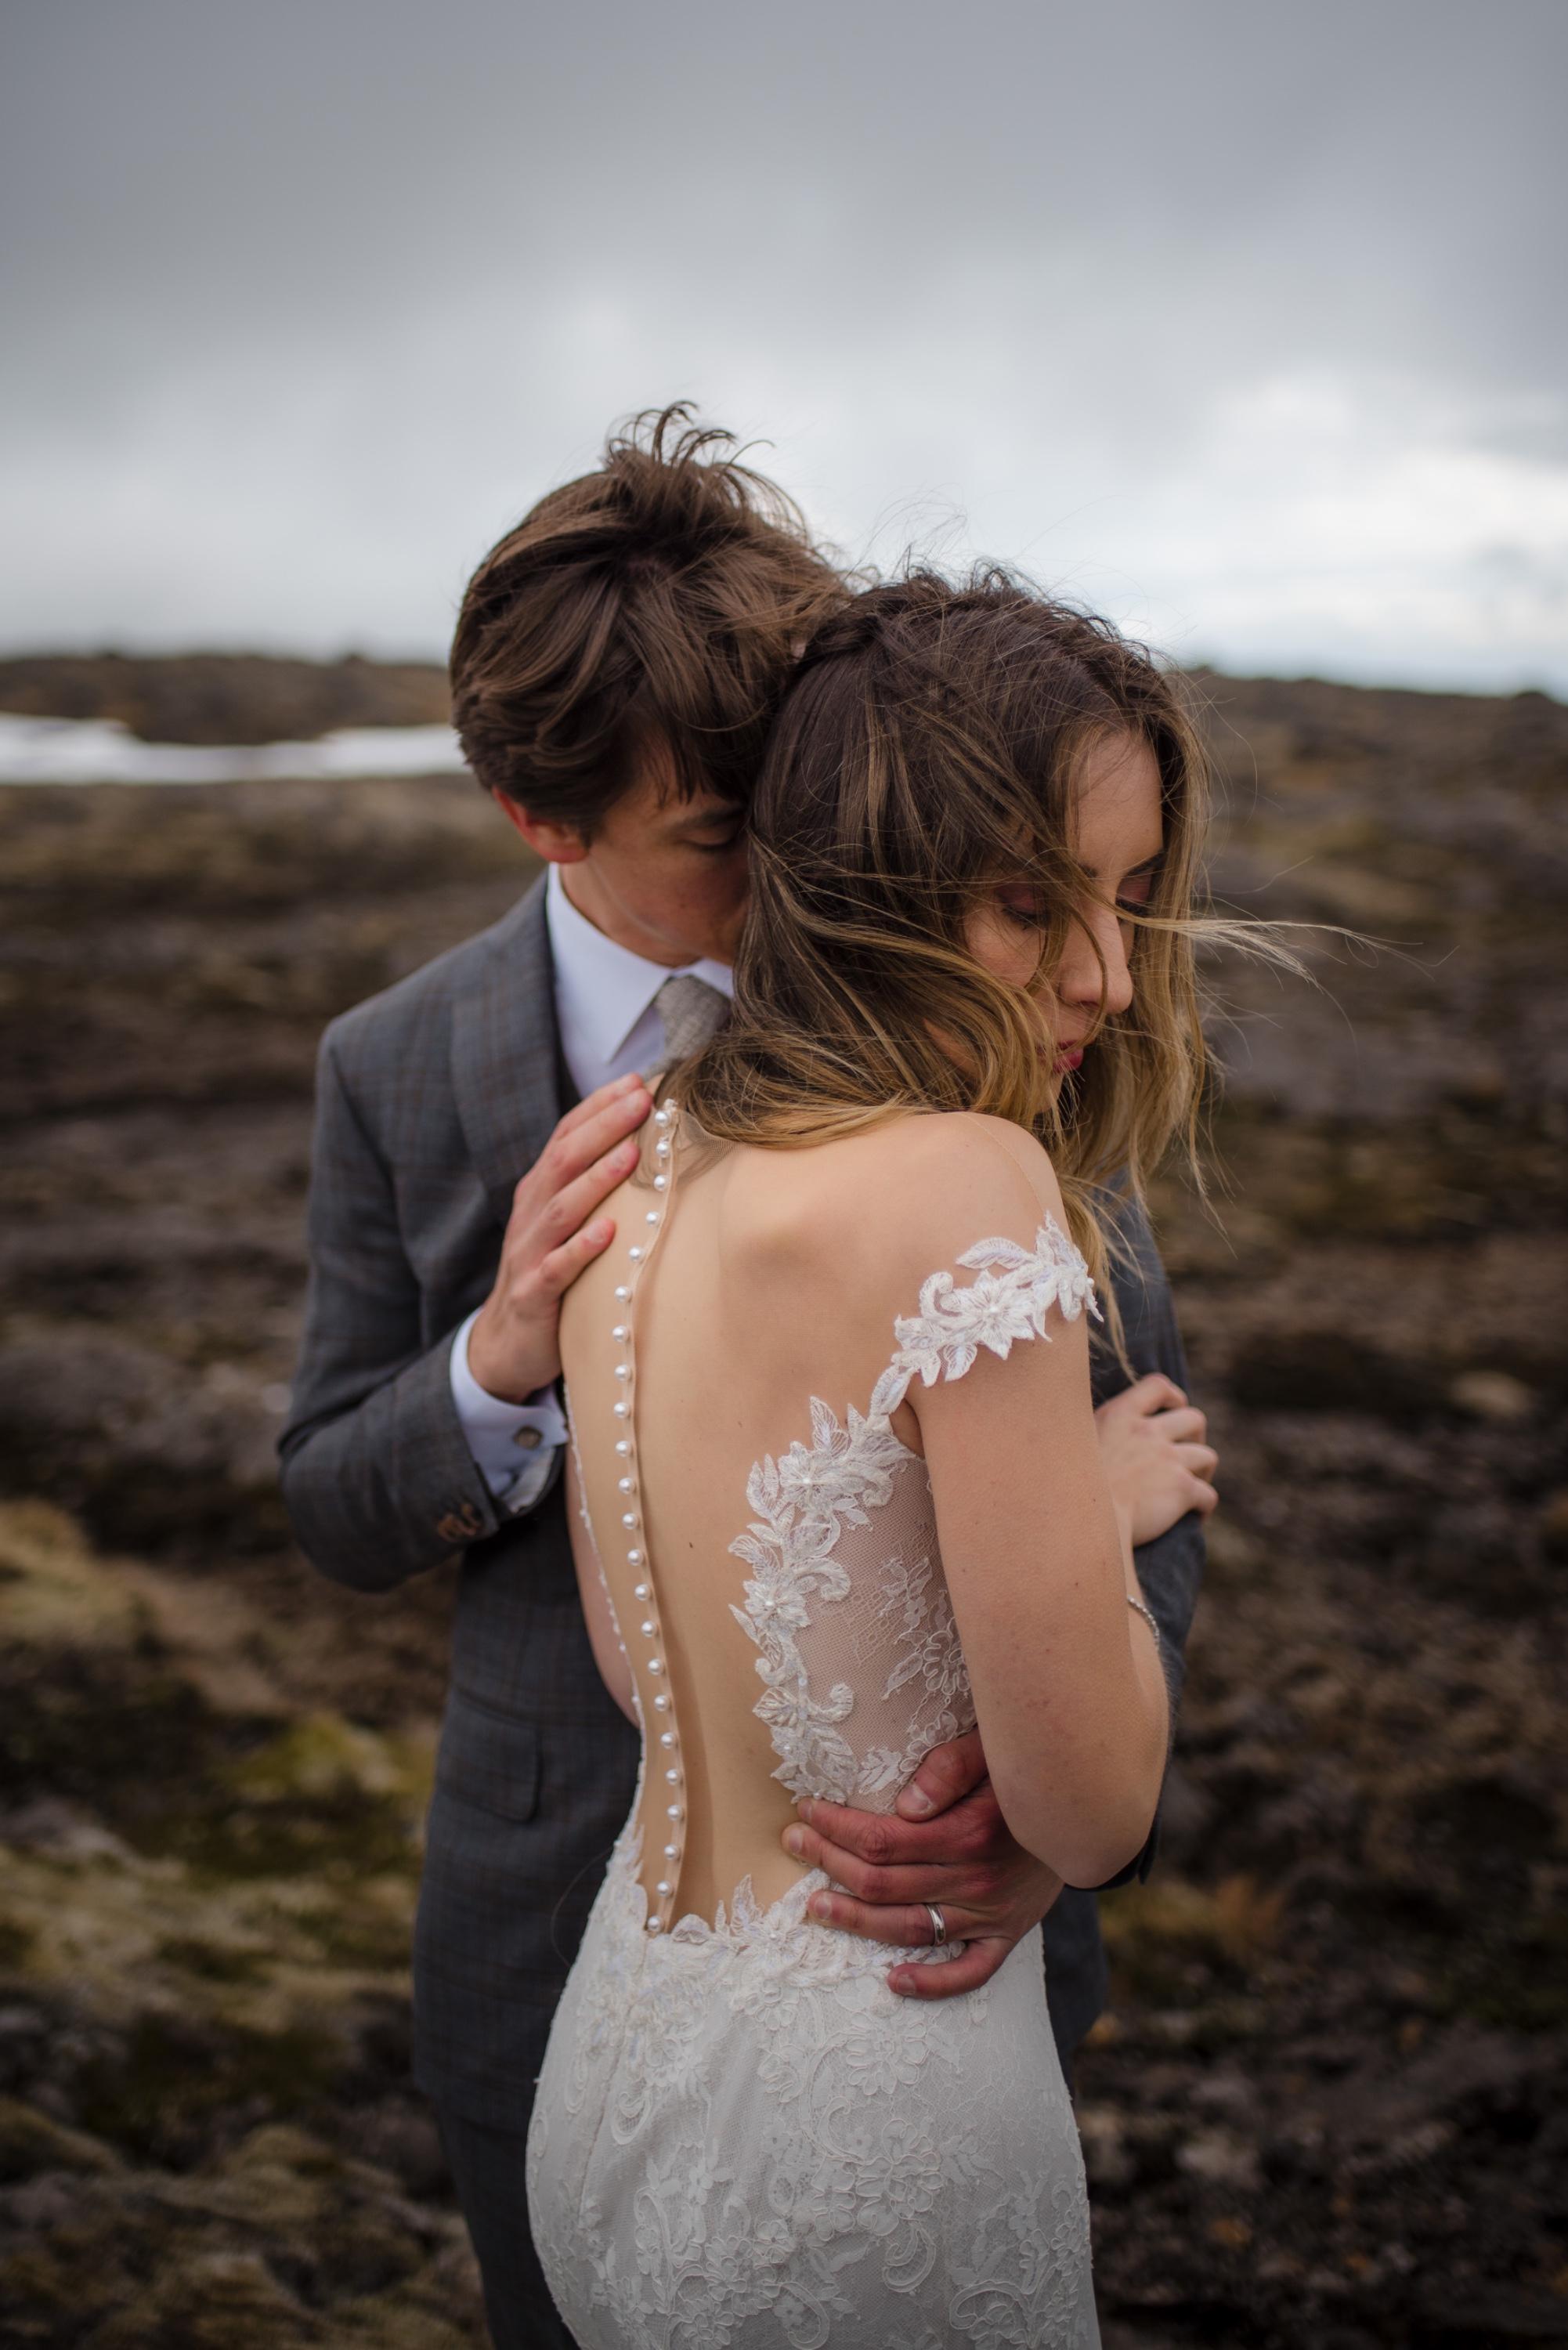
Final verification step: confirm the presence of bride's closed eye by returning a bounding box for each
[1113,857,1163,916]
[994,859,1162,929]
[995,886,1048,931]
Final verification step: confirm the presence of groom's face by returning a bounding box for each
[495,742,751,968]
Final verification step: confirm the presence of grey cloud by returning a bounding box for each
[2,0,1564,685]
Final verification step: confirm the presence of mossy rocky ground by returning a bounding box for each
[1,660,1565,2347]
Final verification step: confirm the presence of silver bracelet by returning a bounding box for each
[1126,1594,1163,1658]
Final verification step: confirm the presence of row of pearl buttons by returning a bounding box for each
[611,1103,683,1935]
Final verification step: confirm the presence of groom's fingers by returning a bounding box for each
[522,1079,649,1222]
[537,1214,620,1298]
[533,1138,644,1267]
[790,1783,999,1873]
[783,1811,999,1907]
[894,1728,988,1821]
[804,1888,981,1947]
[887,1937,1014,2001]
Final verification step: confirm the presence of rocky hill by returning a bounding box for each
[0,661,1564,2347]
[0,654,450,746]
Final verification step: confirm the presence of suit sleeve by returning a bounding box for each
[276,1029,508,1593]
[1086,1191,1206,1885]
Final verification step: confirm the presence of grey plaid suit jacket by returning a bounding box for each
[280,875,1204,2131]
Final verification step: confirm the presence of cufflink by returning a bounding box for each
[511,1425,544,1452]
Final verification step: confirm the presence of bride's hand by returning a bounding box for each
[1094,1372,1218,1546]
[781,1730,1064,2000]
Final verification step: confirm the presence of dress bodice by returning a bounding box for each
[563,1104,1099,1939]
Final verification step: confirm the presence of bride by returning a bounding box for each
[526,572,1216,2347]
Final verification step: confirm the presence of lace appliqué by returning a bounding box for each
[871,1219,1100,1419]
[731,1218,1097,1806]
[730,1399,915,1803]
[527,1834,1097,2350]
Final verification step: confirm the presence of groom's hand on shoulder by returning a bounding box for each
[467,1074,652,1402]
[780,1729,1064,2001]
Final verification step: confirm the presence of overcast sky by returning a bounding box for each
[4,0,1564,692]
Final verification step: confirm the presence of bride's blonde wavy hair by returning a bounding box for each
[675,569,1268,1318]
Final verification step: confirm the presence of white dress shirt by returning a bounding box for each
[449,864,735,1513]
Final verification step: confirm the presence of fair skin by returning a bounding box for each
[472,728,1216,1995]
[785,728,1217,1990]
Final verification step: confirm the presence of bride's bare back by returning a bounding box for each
[560,1097,1154,1939]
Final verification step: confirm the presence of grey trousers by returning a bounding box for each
[436,2098,577,2350]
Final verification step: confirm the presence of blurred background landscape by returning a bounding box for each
[0,652,1563,2348]
[4,0,1566,2340]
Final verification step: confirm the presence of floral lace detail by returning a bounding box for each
[870,1219,1099,1419]
[731,1221,1096,1807]
[729,1399,919,1803]
[854,1544,972,1798]
[527,1835,1097,2349]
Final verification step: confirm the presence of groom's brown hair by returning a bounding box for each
[451,406,845,837]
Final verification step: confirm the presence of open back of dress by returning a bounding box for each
[536,1098,1104,2348]
[563,1096,1097,1939]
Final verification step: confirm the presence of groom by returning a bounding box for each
[280,411,1205,2349]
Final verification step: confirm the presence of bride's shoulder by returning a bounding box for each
[757,1113,1068,1289]
[847,1109,1063,1216]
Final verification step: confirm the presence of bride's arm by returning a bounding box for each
[899,1122,1169,1888]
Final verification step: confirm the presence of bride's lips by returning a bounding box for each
[1053,1047,1084,1074]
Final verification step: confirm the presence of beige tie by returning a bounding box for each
[651,973,730,1070]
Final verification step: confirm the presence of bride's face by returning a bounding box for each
[964,729,1165,1082]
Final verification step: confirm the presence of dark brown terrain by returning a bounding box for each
[1,656,1565,2348]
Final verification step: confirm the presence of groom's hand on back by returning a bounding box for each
[780,1730,1064,2000]
[467,1073,652,1402]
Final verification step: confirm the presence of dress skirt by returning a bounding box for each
[526,1828,1100,2349]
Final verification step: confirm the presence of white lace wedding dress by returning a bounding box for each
[526,1108,1103,2348]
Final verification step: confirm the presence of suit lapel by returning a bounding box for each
[452,873,565,1228]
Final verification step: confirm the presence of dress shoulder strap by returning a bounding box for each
[869,1218,1099,1420]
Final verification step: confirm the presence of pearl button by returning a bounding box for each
[653,1109,669,1126]
[665,1767,680,1783]
[662,1100,676,1112]
[648,1657,664,1674]
[618,1477,634,1495]
[659,1730,675,1747]
[655,1879,672,1896]
[615,1439,630,1456]
[614,1364,630,1381]
[645,1210,660,1225]
[612,1325,628,1343]
[628,1246,644,1261]
[667,1803,683,1820]
[653,1173,667,1191]
[663,1842,678,1860]
[653,1694,670,1711]
[627,1547,643,1564]
[614,1285,631,1301]
[634,1582,650,1601]
[646,1916,662,1934]
[621,1512,638,1530]
[640,1620,656,1638]
[656,1138,670,1157]
[612,1401,628,1418]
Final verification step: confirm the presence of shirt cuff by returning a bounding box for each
[448,1309,569,1515]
